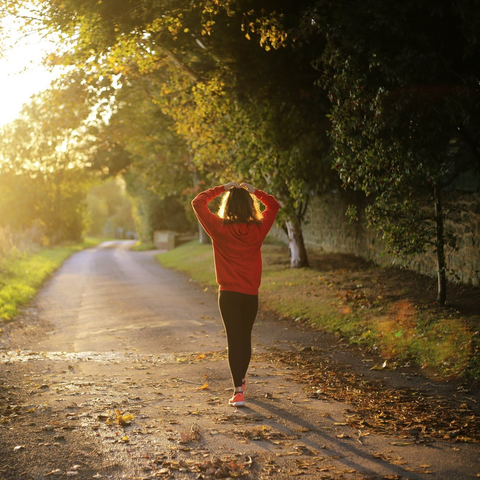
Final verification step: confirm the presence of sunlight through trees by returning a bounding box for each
[0,1,479,304]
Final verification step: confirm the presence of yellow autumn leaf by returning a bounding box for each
[118,414,134,425]
[199,383,209,390]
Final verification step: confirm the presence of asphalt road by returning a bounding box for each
[0,241,478,479]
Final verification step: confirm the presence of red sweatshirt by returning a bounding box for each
[191,186,280,295]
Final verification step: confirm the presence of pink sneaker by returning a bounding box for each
[228,392,245,407]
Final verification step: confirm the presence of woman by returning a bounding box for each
[191,181,280,407]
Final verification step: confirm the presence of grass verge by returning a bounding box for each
[130,242,158,252]
[157,240,479,380]
[0,238,104,321]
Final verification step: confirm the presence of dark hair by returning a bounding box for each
[218,187,262,225]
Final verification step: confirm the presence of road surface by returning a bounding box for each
[0,241,478,479]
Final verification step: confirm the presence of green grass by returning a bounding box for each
[0,238,103,321]
[157,240,479,379]
[157,241,217,288]
[130,241,158,252]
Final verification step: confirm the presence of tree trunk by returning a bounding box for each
[198,223,211,245]
[285,217,309,268]
[192,165,211,245]
[434,186,447,306]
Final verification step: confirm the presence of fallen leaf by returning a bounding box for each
[370,360,388,371]
[45,469,62,476]
[115,410,134,426]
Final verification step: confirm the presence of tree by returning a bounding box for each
[87,77,199,240]
[1,0,335,267]
[138,2,334,266]
[85,178,135,237]
[0,73,95,243]
[124,170,194,243]
[307,0,480,304]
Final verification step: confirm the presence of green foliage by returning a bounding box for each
[300,0,480,300]
[86,178,135,237]
[0,172,39,234]
[0,168,90,245]
[0,73,96,244]
[309,0,480,259]
[3,0,478,279]
[125,171,195,243]
[153,6,334,216]
[2,0,335,267]
[87,77,198,241]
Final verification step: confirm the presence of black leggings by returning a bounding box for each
[218,290,258,388]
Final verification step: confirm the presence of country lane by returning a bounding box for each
[0,240,479,480]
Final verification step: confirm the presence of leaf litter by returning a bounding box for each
[154,454,253,478]
[2,341,478,480]
[258,348,480,443]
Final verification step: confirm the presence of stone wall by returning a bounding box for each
[442,193,480,286]
[271,191,480,287]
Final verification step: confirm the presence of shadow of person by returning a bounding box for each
[239,397,425,480]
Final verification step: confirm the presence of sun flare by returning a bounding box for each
[0,15,59,127]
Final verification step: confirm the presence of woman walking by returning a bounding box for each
[192,181,280,407]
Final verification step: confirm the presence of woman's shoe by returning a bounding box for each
[228,392,245,407]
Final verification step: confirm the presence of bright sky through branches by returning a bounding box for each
[0,15,59,127]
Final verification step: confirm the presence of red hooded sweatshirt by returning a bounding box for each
[191,186,280,295]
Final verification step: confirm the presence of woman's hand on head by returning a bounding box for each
[240,182,255,193]
[224,181,239,191]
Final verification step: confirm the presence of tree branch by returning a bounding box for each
[157,45,202,83]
